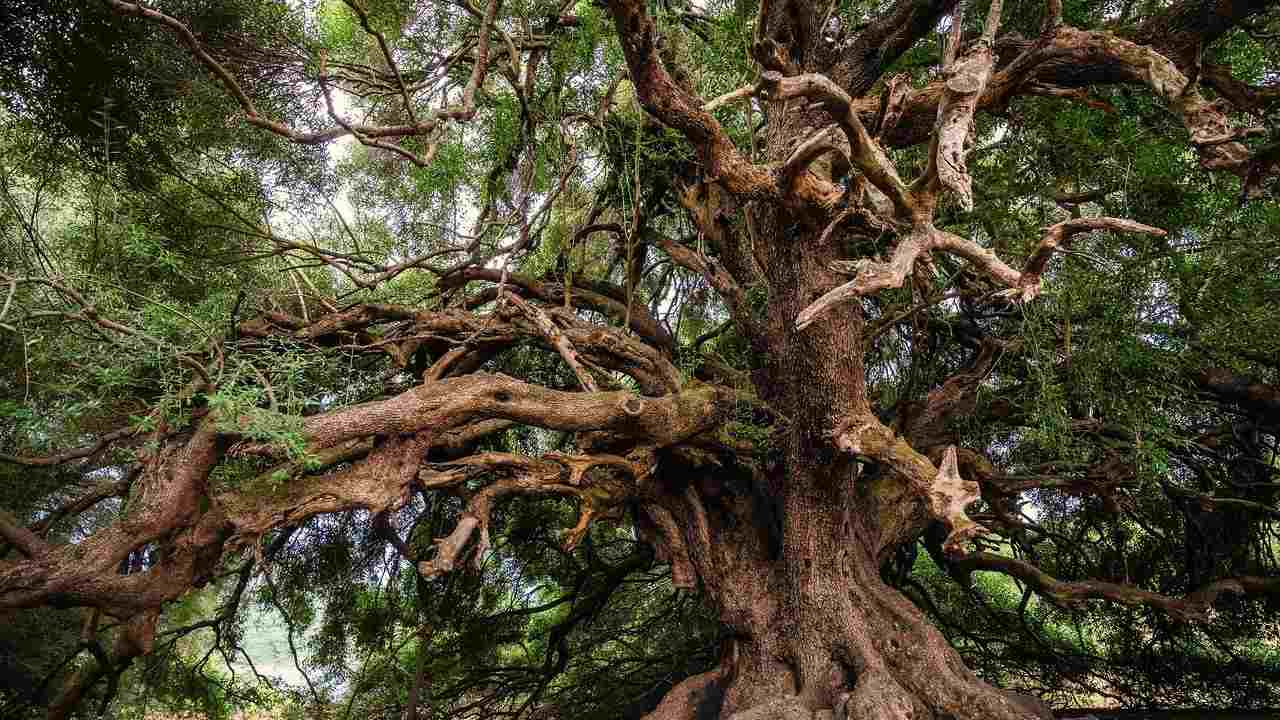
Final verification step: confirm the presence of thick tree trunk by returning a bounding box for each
[642,147,1049,718]
[647,478,1051,719]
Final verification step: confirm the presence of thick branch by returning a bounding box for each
[236,374,732,458]
[1201,63,1280,112]
[0,425,226,613]
[798,218,1165,329]
[918,0,1002,211]
[240,301,681,393]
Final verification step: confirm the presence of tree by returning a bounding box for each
[1,0,1279,718]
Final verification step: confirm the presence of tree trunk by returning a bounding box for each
[646,467,1050,720]
[642,142,1049,718]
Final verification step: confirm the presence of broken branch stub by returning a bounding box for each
[932,446,985,554]
[834,418,986,554]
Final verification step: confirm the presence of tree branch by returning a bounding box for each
[504,292,600,392]
[758,71,914,216]
[917,0,1003,211]
[953,551,1280,622]
[105,0,501,156]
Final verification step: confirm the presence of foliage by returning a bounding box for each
[1,0,1279,718]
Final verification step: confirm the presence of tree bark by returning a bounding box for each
[636,196,1047,719]
[10,0,1274,716]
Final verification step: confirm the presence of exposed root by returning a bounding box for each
[727,695,811,720]
[839,668,930,720]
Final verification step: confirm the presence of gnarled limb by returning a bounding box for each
[416,450,652,576]
[758,72,913,217]
[232,373,730,458]
[830,23,1278,197]
[929,447,984,554]
[917,0,1003,211]
[605,0,843,210]
[47,611,158,720]
[873,74,912,140]
[952,551,1280,622]
[834,413,984,554]
[240,301,681,393]
[899,340,1002,448]
[798,214,1163,331]
[1,361,731,613]
[1201,63,1280,112]
[637,504,696,590]
[1130,0,1276,69]
[0,424,225,613]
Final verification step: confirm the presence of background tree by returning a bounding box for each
[1,0,1279,718]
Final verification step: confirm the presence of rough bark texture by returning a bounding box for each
[4,0,1279,717]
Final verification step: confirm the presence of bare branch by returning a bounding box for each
[918,0,1002,211]
[796,232,930,330]
[834,414,985,554]
[873,74,912,139]
[953,552,1280,623]
[703,82,761,113]
[758,71,914,216]
[1013,218,1167,299]
[504,292,599,392]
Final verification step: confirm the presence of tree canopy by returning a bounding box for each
[1,0,1279,718]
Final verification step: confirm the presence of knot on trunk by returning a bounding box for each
[622,396,646,416]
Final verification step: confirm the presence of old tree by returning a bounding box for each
[2,0,1280,717]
